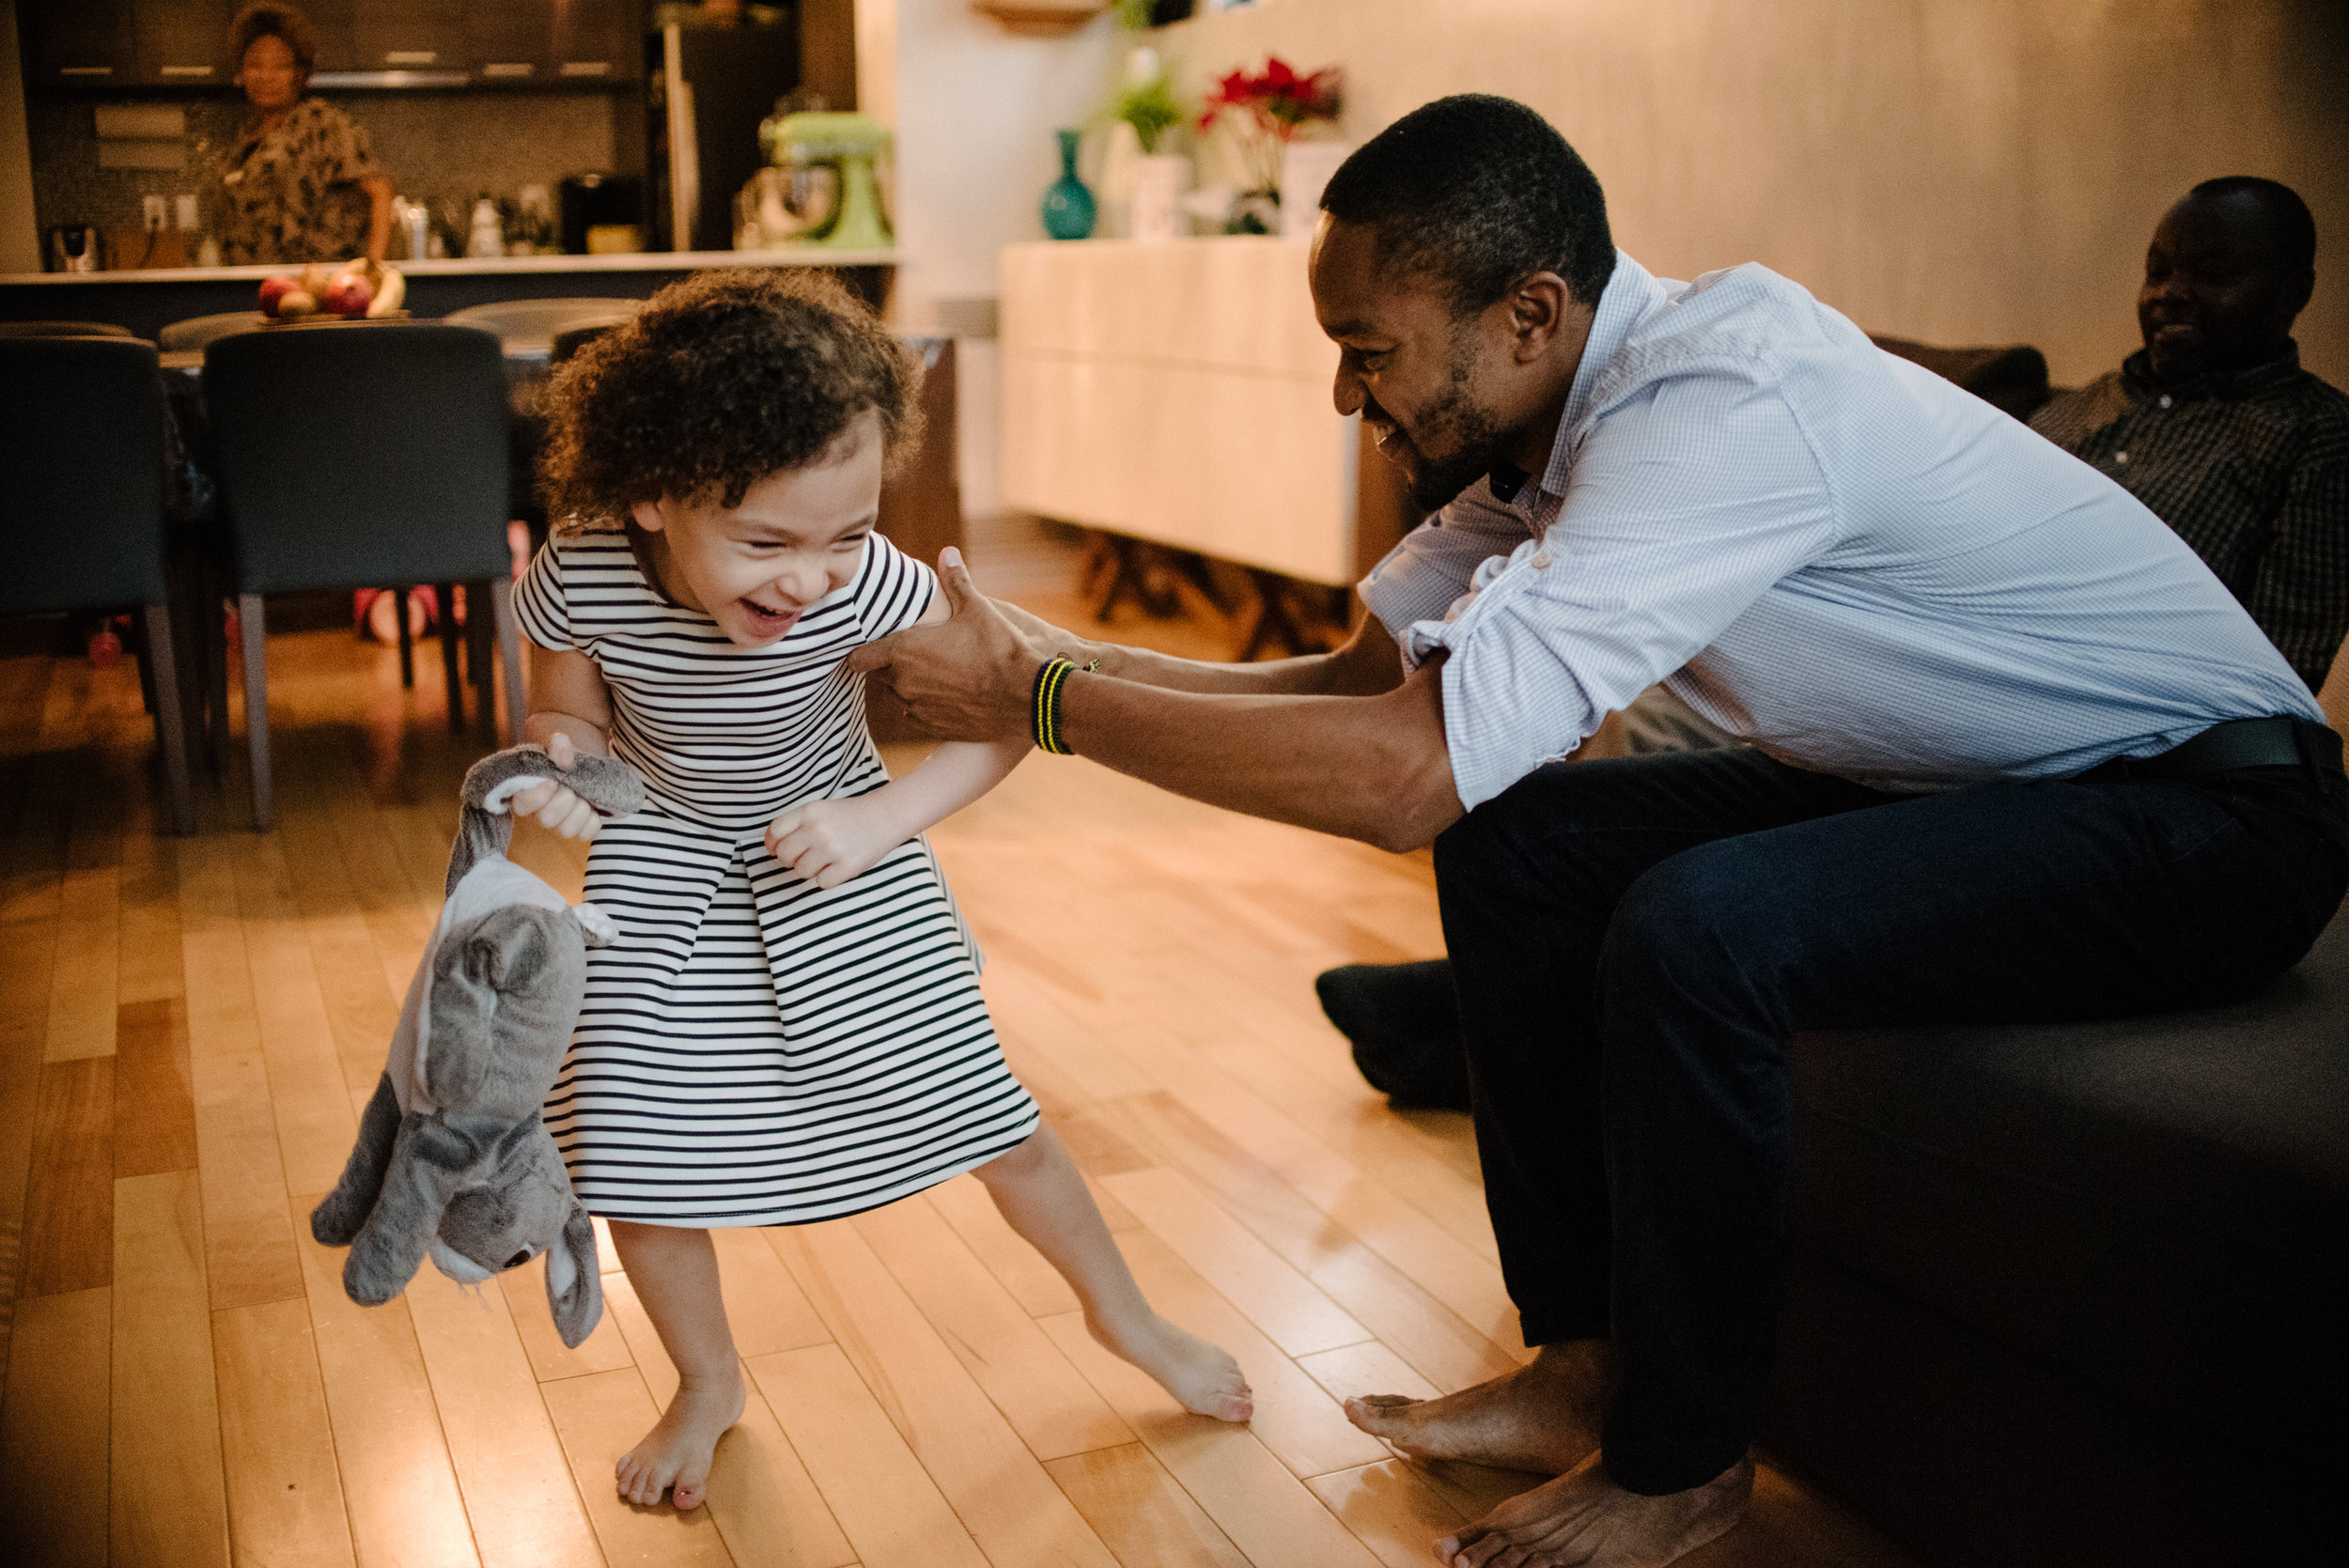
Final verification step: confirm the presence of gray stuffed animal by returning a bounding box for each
[311,744,643,1346]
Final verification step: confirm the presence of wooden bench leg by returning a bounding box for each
[394,586,414,688]
[142,602,195,835]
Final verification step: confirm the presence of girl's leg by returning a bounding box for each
[972,1122,1253,1421]
[607,1220,750,1511]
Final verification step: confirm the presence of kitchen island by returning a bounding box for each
[0,247,896,339]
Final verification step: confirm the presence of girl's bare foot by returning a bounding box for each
[1344,1340,1610,1475]
[1089,1309,1253,1421]
[614,1366,747,1512]
[1436,1452,1753,1567]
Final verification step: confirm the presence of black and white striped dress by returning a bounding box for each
[512,531,1039,1226]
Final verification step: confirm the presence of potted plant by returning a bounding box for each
[1197,56,1342,234]
[1102,47,1192,241]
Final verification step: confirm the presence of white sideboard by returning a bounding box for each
[999,237,1410,588]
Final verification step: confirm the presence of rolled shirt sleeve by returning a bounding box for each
[1406,374,1843,811]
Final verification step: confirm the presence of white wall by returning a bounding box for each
[860,0,1126,513]
[1152,0,2349,388]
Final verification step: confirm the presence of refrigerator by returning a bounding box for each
[647,23,801,253]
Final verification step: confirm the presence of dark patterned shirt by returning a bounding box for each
[2030,345,2349,688]
[217,98,381,265]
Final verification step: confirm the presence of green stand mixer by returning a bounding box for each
[760,111,894,250]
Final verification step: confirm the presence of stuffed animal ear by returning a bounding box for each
[311,1074,402,1247]
[544,1203,604,1348]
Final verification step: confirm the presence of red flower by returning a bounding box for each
[1198,55,1343,142]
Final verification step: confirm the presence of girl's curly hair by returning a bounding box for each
[539,268,923,531]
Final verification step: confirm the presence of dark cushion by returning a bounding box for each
[0,335,169,615]
[1786,906,2349,1462]
[1871,335,2053,423]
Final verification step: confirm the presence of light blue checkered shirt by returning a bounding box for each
[1361,251,2322,810]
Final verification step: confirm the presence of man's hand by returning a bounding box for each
[507,732,604,841]
[847,547,1048,741]
[765,794,903,889]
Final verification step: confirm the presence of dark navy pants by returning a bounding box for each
[1432,744,2349,1495]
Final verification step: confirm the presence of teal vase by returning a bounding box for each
[1041,128,1096,241]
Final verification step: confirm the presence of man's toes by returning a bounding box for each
[1346,1392,1418,1430]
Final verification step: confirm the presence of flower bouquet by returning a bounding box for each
[1197,56,1342,231]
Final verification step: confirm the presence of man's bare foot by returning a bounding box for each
[1090,1309,1253,1421]
[1435,1452,1753,1567]
[1346,1341,1611,1474]
[614,1366,747,1512]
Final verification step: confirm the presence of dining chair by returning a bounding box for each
[0,336,194,833]
[203,321,525,831]
[444,297,643,352]
[158,311,269,353]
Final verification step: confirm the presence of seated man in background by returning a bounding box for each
[2032,175,2348,691]
[1327,173,2348,1110]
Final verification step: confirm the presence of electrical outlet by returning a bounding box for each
[175,194,199,231]
[143,194,167,230]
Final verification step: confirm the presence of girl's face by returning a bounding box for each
[631,411,882,647]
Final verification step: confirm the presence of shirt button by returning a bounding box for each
[1531,551,1552,569]
[2158,396,2173,409]
[2114,451,2130,465]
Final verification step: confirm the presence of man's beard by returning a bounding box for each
[1399,366,1514,514]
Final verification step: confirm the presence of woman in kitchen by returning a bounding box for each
[216,2,394,266]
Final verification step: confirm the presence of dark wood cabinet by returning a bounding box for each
[132,0,232,85]
[23,0,139,86]
[20,0,645,89]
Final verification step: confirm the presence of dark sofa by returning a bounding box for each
[1761,896,2347,1565]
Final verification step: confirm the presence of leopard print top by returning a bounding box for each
[217,98,382,265]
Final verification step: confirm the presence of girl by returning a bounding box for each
[507,270,1251,1513]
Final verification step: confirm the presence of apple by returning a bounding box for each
[321,272,374,318]
[276,287,319,319]
[257,274,299,318]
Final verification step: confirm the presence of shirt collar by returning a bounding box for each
[2121,340,2302,404]
[1527,250,1666,507]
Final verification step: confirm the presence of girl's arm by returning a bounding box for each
[765,738,1026,889]
[510,644,616,839]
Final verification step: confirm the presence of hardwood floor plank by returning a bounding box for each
[213,1296,358,1568]
[710,1225,833,1358]
[599,1275,857,1568]
[116,787,186,1010]
[850,1194,1134,1461]
[403,1265,609,1568]
[1111,1093,1519,1392]
[112,1171,232,1568]
[503,1254,639,1383]
[20,1056,114,1296]
[1041,1443,1254,1568]
[1106,1228,1389,1482]
[539,1368,736,1567]
[766,1219,1122,1568]
[1301,1460,1469,1568]
[179,835,304,1309]
[115,998,200,1178]
[290,1190,482,1568]
[43,864,120,1061]
[743,1343,990,1568]
[1102,1166,1370,1359]
[0,1286,112,1568]
[924,1173,1084,1316]
[1036,1311,1384,1568]
[233,836,365,1196]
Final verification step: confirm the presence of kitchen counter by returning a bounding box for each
[0,248,898,337]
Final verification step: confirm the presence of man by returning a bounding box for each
[2033,176,2349,690]
[1330,173,2349,1117]
[853,97,2347,1568]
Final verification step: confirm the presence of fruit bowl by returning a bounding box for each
[257,259,407,322]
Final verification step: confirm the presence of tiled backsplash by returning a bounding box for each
[30,90,631,254]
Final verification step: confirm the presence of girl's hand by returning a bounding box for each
[765,795,904,889]
[507,732,604,841]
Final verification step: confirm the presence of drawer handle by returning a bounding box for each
[160,65,214,76]
[384,51,437,65]
[59,65,115,75]
[482,62,534,77]
[559,60,612,76]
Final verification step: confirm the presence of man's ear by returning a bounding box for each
[1504,272,1579,364]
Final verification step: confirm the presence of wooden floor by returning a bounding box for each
[0,537,1919,1567]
